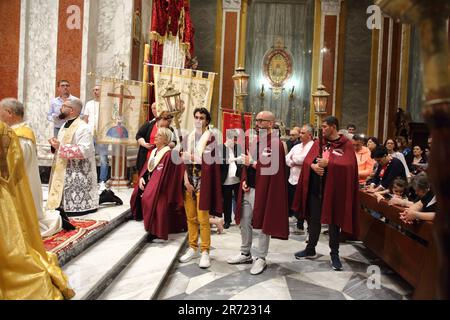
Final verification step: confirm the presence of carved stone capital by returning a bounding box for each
[223,0,241,11]
[321,0,343,15]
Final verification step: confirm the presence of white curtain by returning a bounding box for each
[162,35,186,69]
[153,66,215,133]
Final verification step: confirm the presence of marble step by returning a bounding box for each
[98,233,188,300]
[62,220,148,300]
[55,188,133,267]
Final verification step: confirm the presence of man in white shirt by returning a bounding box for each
[285,124,314,232]
[47,80,78,137]
[83,85,109,190]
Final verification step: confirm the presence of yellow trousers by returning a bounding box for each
[184,191,211,253]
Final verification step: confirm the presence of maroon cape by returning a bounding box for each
[235,133,289,240]
[196,134,223,216]
[130,149,187,240]
[292,135,359,237]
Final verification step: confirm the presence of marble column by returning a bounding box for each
[216,0,243,124]
[310,0,345,124]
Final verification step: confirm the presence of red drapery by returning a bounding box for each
[147,0,195,120]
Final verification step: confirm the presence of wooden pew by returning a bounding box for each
[358,190,438,299]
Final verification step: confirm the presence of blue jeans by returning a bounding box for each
[95,142,109,182]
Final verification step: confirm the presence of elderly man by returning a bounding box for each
[286,124,314,231]
[0,98,74,236]
[287,126,301,152]
[227,111,289,275]
[47,80,78,138]
[47,98,98,216]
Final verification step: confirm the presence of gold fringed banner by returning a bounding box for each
[154,66,215,132]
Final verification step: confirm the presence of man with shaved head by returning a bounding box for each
[227,111,289,275]
[48,98,99,216]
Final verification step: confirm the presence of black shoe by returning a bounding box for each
[146,233,157,242]
[58,209,76,231]
[294,248,318,260]
[296,221,304,230]
[224,222,230,229]
[330,254,343,271]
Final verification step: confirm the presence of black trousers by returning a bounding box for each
[305,171,340,255]
[288,182,304,228]
[222,183,240,224]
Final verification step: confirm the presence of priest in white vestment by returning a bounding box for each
[0,98,69,237]
[48,98,99,216]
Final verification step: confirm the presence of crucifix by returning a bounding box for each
[107,83,136,120]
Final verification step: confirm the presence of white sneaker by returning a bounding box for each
[99,181,106,192]
[179,247,198,263]
[250,258,267,275]
[198,251,211,269]
[227,252,253,264]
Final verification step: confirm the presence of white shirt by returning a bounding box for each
[285,140,314,185]
[223,145,240,186]
[83,99,100,135]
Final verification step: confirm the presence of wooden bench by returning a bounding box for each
[358,190,438,299]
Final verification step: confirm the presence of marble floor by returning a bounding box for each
[157,220,413,300]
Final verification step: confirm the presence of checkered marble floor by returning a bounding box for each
[157,219,413,300]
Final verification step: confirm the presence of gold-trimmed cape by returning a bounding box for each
[0,121,74,300]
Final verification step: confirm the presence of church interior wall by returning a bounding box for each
[190,0,218,74]
[341,0,372,135]
[407,26,424,123]
[244,0,314,127]
[0,0,21,100]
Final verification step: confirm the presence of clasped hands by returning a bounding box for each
[399,208,416,224]
[311,157,328,176]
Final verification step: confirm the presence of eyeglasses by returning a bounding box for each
[195,116,206,120]
[60,84,70,87]
[162,117,173,120]
[255,119,270,123]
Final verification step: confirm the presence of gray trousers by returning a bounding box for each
[240,188,271,259]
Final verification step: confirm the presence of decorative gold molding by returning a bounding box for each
[238,0,248,67]
[368,28,380,136]
[334,0,346,122]
[310,0,323,124]
[399,24,411,110]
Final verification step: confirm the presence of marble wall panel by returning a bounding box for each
[22,0,59,146]
[341,0,372,134]
[95,0,134,79]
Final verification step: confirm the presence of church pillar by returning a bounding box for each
[213,0,244,126]
[0,0,21,99]
[310,0,346,124]
[367,16,406,141]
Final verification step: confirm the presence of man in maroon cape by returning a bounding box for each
[130,127,186,241]
[178,108,223,269]
[227,111,289,275]
[292,116,359,271]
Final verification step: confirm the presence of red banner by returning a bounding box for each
[221,108,252,146]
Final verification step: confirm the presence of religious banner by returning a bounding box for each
[96,79,143,145]
[221,108,253,149]
[153,65,215,132]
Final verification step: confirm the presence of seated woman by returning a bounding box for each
[409,145,428,175]
[374,177,408,203]
[384,138,411,178]
[130,127,186,241]
[366,145,407,193]
[392,172,436,224]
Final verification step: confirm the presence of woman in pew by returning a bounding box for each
[390,172,436,224]
[130,127,186,241]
